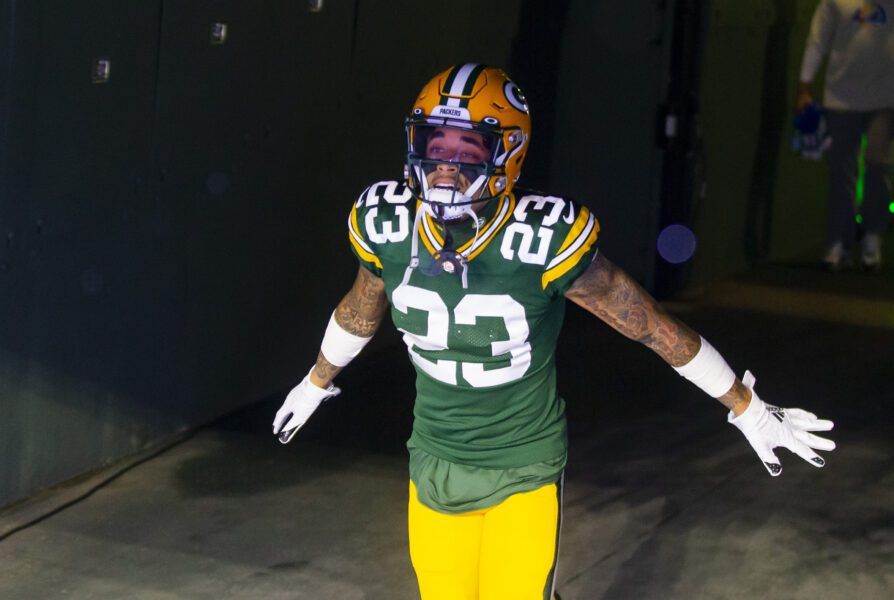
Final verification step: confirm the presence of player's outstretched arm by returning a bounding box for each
[273,266,388,443]
[565,253,835,475]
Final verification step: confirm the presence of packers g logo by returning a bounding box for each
[504,82,528,112]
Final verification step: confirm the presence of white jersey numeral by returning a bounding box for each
[500,222,553,265]
[365,206,409,243]
[391,285,532,388]
[391,284,457,384]
[363,181,411,243]
[454,294,531,387]
[500,195,568,265]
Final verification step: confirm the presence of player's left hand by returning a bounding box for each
[728,371,835,476]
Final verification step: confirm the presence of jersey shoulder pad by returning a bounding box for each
[348,180,413,272]
[509,191,575,229]
[355,180,413,210]
[508,191,600,294]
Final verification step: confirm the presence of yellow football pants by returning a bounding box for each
[408,480,562,600]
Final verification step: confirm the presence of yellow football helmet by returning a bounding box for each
[405,64,531,220]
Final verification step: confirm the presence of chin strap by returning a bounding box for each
[409,207,425,272]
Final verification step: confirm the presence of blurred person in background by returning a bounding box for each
[796,0,894,272]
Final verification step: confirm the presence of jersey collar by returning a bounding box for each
[417,193,516,261]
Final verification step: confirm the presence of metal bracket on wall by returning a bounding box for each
[92,58,111,84]
[211,22,228,45]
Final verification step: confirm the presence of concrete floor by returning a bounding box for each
[1,263,893,599]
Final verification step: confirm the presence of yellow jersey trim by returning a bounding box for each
[465,194,515,261]
[349,204,383,269]
[541,213,599,289]
[556,206,591,255]
[415,201,438,255]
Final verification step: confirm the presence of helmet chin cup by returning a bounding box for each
[423,187,475,221]
[425,186,472,206]
[436,205,472,221]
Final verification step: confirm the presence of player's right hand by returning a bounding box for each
[795,84,813,112]
[795,93,813,112]
[272,370,341,444]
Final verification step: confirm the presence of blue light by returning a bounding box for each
[657,224,697,264]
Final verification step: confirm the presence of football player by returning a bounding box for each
[273,64,836,600]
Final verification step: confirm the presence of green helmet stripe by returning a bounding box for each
[439,63,486,108]
[439,66,461,105]
[458,64,487,108]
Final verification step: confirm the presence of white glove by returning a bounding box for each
[272,368,341,444]
[728,371,835,476]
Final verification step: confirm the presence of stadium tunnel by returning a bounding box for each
[1,1,892,598]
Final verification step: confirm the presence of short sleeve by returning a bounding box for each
[541,200,600,296]
[347,189,384,277]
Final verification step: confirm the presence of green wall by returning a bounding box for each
[549,1,674,290]
[0,0,526,508]
[688,0,778,287]
[766,0,829,262]
[689,0,835,283]
[1,0,710,508]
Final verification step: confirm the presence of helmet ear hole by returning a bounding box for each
[494,177,506,191]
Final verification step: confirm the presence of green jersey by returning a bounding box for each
[348,180,600,511]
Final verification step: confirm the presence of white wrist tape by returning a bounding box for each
[320,312,372,367]
[673,336,736,398]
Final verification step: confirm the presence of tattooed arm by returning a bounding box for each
[308,266,389,388]
[565,253,752,416]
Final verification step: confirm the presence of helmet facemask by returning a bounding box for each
[406,122,506,222]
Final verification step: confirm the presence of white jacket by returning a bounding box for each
[800,0,894,110]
